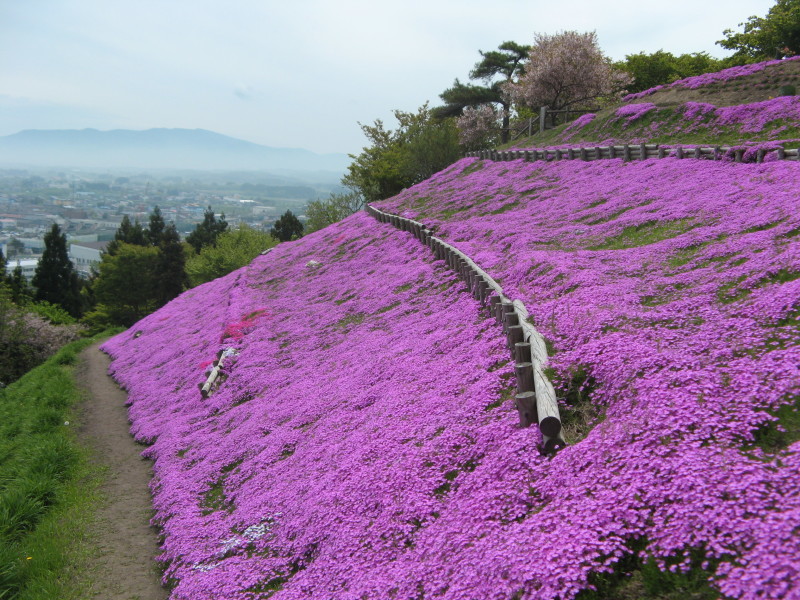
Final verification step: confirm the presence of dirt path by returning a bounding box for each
[76,343,169,600]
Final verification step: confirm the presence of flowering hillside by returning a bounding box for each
[102,57,800,597]
[376,156,800,600]
[103,215,552,599]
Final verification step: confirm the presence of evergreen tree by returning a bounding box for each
[32,224,81,317]
[146,206,166,246]
[187,207,228,253]
[0,247,5,280]
[91,243,160,326]
[8,267,31,304]
[270,210,304,242]
[107,215,147,255]
[156,223,186,304]
[436,41,530,143]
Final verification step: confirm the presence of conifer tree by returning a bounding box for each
[107,215,147,255]
[146,206,166,246]
[32,223,81,317]
[156,223,186,304]
[270,210,304,242]
[187,207,228,253]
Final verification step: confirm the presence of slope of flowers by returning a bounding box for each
[547,96,800,145]
[376,156,800,599]
[102,213,579,599]
[624,56,800,101]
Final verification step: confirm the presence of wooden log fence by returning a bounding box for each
[465,144,800,164]
[365,203,566,455]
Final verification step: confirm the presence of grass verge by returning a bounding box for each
[0,330,120,600]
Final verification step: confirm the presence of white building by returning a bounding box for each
[4,258,39,280]
[70,241,108,278]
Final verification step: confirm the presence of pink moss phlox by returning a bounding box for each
[615,102,656,123]
[374,156,800,599]
[624,56,800,100]
[101,154,800,599]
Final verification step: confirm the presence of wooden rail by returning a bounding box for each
[466,144,800,164]
[365,204,566,455]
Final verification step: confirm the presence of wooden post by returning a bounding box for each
[554,149,563,161]
[622,145,631,162]
[506,325,523,350]
[514,341,531,364]
[658,146,666,159]
[539,106,547,134]
[735,149,744,163]
[675,146,684,159]
[489,294,501,318]
[499,300,513,327]
[580,147,588,161]
[515,391,537,428]
[639,143,646,160]
[777,147,785,160]
[503,310,520,331]
[594,147,602,160]
[515,362,535,393]
[756,149,765,163]
[693,147,702,160]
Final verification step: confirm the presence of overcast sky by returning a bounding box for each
[0,0,776,155]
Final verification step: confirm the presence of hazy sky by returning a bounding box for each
[0,0,775,155]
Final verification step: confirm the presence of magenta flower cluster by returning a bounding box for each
[377,155,800,600]
[614,102,657,123]
[624,56,800,101]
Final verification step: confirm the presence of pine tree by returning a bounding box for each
[156,223,186,305]
[187,206,228,253]
[32,223,81,317]
[146,206,166,246]
[107,215,147,255]
[270,210,304,242]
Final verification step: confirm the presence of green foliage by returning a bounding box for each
[25,301,77,326]
[436,41,530,142]
[0,334,107,600]
[88,208,188,328]
[90,243,160,327]
[6,266,32,304]
[105,214,146,256]
[145,205,166,245]
[304,192,365,234]
[615,51,726,93]
[186,206,228,253]
[345,104,461,204]
[717,0,800,60]
[186,224,276,286]
[32,224,81,318]
[155,223,187,305]
[270,210,304,242]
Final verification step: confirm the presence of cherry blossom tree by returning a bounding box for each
[504,31,632,112]
[455,104,502,149]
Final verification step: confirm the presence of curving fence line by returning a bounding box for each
[366,203,566,455]
[467,144,800,164]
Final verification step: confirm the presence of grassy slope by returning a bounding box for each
[0,333,117,600]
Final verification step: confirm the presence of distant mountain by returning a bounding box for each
[0,128,351,173]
